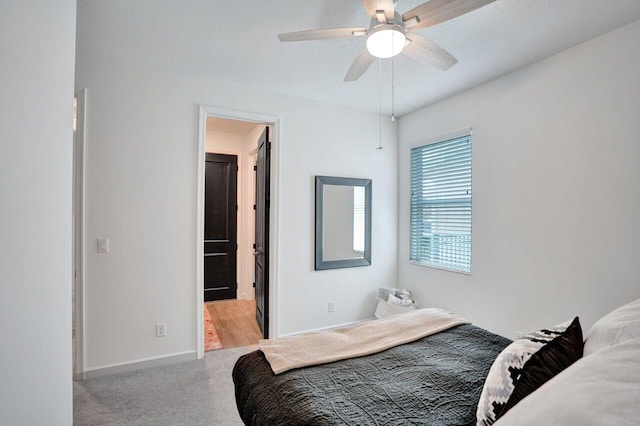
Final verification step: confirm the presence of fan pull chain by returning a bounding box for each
[391,55,395,122]
[377,58,383,150]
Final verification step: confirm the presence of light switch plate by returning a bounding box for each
[97,238,109,253]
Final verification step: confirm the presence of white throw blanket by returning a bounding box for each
[259,308,470,374]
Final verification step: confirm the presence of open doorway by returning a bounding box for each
[196,109,277,356]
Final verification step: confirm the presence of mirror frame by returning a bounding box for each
[315,175,372,270]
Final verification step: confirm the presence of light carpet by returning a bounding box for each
[74,345,256,425]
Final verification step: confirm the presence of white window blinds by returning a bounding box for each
[410,134,472,273]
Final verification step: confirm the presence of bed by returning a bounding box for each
[233,316,511,425]
[233,300,640,426]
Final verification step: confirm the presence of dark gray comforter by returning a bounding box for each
[233,324,511,425]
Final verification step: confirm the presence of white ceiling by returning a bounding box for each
[76,0,640,116]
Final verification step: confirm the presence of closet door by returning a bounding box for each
[204,153,237,302]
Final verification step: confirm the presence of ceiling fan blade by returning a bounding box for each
[278,27,367,42]
[402,0,495,31]
[361,0,394,22]
[403,34,458,70]
[344,48,376,81]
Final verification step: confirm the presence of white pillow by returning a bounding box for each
[584,298,640,356]
[494,337,640,426]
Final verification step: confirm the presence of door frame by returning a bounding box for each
[196,106,280,359]
[73,88,87,378]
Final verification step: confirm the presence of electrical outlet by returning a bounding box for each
[156,323,166,337]
[328,301,335,313]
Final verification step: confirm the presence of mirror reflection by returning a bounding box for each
[323,185,365,261]
[315,176,371,270]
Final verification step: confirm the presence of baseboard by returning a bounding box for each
[81,351,197,379]
[278,317,376,338]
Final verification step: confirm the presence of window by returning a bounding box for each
[410,134,472,273]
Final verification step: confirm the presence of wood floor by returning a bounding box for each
[205,299,263,349]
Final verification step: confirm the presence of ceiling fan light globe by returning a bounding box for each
[366,26,406,58]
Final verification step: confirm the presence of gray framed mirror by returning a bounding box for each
[315,175,372,270]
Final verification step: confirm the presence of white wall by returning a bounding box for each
[75,55,398,370]
[0,1,76,423]
[398,19,640,338]
[206,124,263,300]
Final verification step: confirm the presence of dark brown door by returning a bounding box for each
[254,128,270,338]
[204,153,238,302]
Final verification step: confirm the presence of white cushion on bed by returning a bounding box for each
[494,336,640,426]
[584,298,640,356]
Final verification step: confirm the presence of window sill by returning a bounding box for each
[408,260,471,275]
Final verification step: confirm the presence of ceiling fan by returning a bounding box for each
[278,0,495,81]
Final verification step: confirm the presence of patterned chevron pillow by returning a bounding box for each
[476,316,583,425]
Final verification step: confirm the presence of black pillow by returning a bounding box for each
[476,316,584,425]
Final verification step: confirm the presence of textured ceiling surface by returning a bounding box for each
[77,0,640,116]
